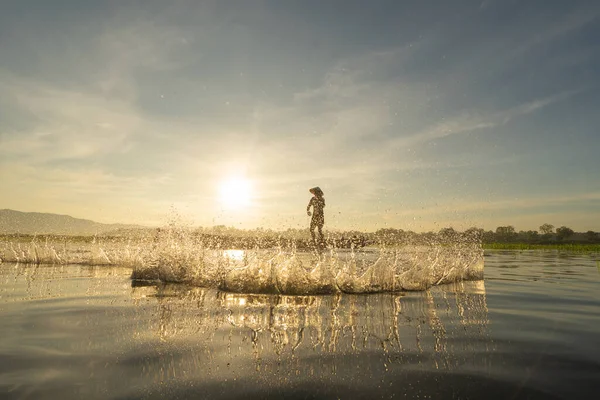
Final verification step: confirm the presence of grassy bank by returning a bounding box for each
[484,243,600,252]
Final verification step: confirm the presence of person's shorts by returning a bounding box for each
[310,215,324,228]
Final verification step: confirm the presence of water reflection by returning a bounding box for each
[131,280,490,364]
[2,254,597,399]
[222,249,245,262]
[0,263,490,394]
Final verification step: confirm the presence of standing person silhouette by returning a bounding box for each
[307,187,325,245]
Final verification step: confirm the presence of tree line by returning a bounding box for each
[349,224,598,246]
[479,224,598,244]
[3,223,597,249]
[193,223,599,247]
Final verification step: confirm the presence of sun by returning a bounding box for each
[218,176,252,210]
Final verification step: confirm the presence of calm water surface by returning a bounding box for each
[0,250,599,399]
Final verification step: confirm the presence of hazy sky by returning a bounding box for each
[1,0,599,232]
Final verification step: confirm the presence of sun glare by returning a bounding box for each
[218,177,252,210]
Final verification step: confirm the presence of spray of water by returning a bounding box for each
[0,225,484,295]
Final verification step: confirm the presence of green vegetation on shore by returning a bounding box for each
[484,243,600,252]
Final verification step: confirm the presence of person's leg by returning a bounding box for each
[310,220,317,243]
[318,224,324,242]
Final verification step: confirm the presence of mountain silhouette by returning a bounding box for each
[0,209,142,235]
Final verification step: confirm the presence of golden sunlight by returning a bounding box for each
[218,176,252,210]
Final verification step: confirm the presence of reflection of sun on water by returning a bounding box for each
[223,249,245,261]
[218,177,252,210]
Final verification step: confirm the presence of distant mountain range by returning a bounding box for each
[0,209,145,236]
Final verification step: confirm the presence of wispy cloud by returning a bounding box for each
[509,6,600,59]
[394,191,600,217]
[343,191,600,231]
[0,160,174,224]
[0,77,140,162]
[391,89,582,148]
[0,1,598,230]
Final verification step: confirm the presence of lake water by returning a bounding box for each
[0,250,599,399]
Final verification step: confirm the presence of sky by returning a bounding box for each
[1,0,599,232]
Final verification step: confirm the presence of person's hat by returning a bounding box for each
[309,187,323,196]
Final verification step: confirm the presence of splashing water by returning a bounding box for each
[0,227,484,295]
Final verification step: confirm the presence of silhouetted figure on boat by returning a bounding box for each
[307,187,325,245]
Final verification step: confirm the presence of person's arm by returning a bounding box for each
[307,198,313,215]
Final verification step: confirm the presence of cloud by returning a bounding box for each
[391,191,600,218]
[391,89,582,148]
[0,160,175,224]
[509,6,600,59]
[339,191,600,231]
[0,77,140,162]
[479,0,493,10]
[0,1,597,231]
